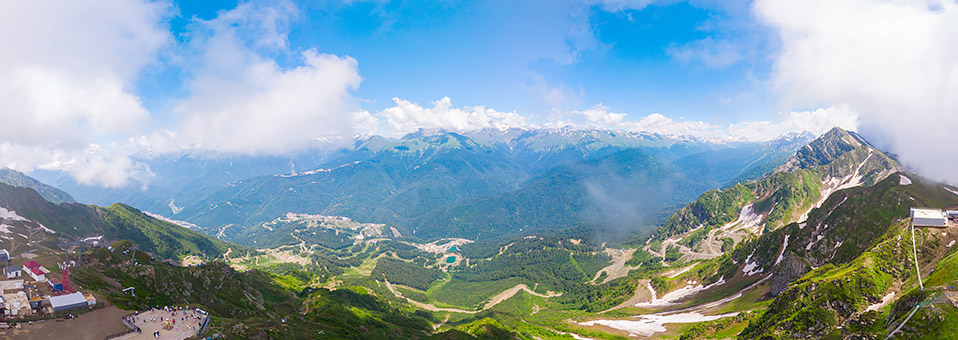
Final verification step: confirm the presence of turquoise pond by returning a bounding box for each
[445,256,456,264]
[449,246,459,252]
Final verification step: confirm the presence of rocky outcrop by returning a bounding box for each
[770,252,810,296]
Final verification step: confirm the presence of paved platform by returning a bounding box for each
[115,308,206,340]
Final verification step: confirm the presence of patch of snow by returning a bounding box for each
[807,234,825,250]
[37,223,56,234]
[168,199,183,214]
[798,152,872,224]
[0,224,13,234]
[742,251,764,276]
[145,212,200,230]
[945,186,958,197]
[743,260,763,276]
[948,240,955,248]
[0,207,27,221]
[834,241,844,249]
[731,204,763,234]
[899,176,912,185]
[580,312,739,337]
[278,161,362,177]
[16,233,28,239]
[866,292,896,312]
[635,277,725,307]
[775,234,791,265]
[81,235,104,242]
[555,331,597,340]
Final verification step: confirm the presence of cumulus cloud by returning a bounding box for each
[754,0,958,184]
[384,99,851,142]
[728,106,859,141]
[0,0,170,187]
[173,1,362,154]
[378,97,529,136]
[548,104,858,140]
[0,0,368,187]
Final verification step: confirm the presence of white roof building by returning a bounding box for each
[911,208,947,227]
[48,292,89,313]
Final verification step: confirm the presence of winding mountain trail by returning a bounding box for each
[482,284,561,310]
[384,280,478,314]
[383,280,560,314]
[590,248,638,284]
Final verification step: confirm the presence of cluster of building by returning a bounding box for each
[910,208,958,227]
[0,249,95,318]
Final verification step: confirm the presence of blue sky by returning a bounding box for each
[4,0,957,187]
[147,0,775,125]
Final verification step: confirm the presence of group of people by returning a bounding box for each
[127,306,207,338]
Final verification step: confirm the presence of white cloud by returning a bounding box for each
[728,106,859,141]
[547,104,858,141]
[0,0,368,187]
[378,97,529,136]
[668,37,744,68]
[352,110,381,135]
[171,1,363,155]
[755,0,958,184]
[0,143,154,189]
[176,49,361,154]
[0,0,170,187]
[390,99,849,142]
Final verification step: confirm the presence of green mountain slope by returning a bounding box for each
[734,173,958,338]
[71,241,482,339]
[173,131,810,244]
[172,133,529,236]
[654,128,900,246]
[0,168,76,204]
[412,149,693,241]
[0,182,239,259]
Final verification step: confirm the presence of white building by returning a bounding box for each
[27,268,44,282]
[48,292,90,313]
[911,208,947,227]
[4,265,19,279]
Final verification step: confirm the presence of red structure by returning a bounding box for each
[61,265,73,293]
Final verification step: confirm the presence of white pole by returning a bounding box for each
[911,221,924,290]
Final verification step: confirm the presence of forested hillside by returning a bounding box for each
[0,182,242,259]
[0,168,76,204]
[153,130,810,244]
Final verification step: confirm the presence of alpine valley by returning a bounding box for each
[1,126,956,339]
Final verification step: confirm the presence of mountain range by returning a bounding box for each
[31,128,813,245]
[4,127,958,339]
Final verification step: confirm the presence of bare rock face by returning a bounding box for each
[770,252,810,297]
